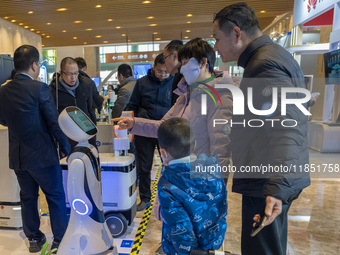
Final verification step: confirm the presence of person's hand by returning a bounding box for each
[100,94,105,99]
[253,196,282,227]
[111,117,135,129]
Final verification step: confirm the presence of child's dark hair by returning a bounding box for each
[157,118,195,159]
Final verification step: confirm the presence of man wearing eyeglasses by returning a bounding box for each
[126,53,173,212]
[50,57,95,149]
[213,3,310,255]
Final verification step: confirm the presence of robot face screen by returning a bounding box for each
[66,107,97,135]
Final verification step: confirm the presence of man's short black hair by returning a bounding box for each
[178,38,215,73]
[118,64,133,78]
[165,40,183,53]
[60,57,77,71]
[157,118,195,160]
[14,45,39,72]
[10,69,16,79]
[74,57,87,70]
[154,53,165,66]
[214,2,261,38]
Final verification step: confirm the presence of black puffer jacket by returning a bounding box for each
[127,69,173,120]
[231,34,310,203]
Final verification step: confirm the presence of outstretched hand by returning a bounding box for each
[253,196,282,227]
[111,116,135,130]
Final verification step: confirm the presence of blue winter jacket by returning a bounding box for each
[158,154,228,255]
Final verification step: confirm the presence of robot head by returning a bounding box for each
[58,106,97,142]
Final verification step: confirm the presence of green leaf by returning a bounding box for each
[40,241,49,255]
[46,248,58,255]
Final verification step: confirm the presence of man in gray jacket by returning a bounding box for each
[213,3,310,255]
[111,64,136,118]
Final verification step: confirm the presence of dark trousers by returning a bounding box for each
[14,165,68,241]
[135,135,160,202]
[241,195,293,255]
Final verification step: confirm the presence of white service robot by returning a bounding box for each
[57,106,117,255]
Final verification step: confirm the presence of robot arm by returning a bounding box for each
[67,159,93,216]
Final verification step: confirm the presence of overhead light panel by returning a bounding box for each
[42,33,45,35]
[73,37,77,39]
[57,8,67,11]
[84,42,87,44]
[37,31,40,33]
[153,32,158,34]
[186,30,191,32]
[74,21,82,23]
[103,41,108,43]
[260,10,266,13]
[187,14,192,17]
[96,35,102,38]
[42,45,44,47]
[187,21,191,24]
[47,23,51,25]
[28,11,33,14]
[11,20,16,22]
[24,26,29,28]
[116,26,121,29]
[143,1,151,3]
[155,38,161,40]
[63,30,66,32]
[107,19,113,21]
[96,5,102,8]
[149,24,157,26]
[147,16,154,19]
[122,34,126,36]
[86,28,93,31]
[4,17,8,19]
[46,36,50,38]
[30,28,34,31]
[184,36,189,39]
[19,23,23,25]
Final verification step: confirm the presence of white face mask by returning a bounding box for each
[180,58,201,85]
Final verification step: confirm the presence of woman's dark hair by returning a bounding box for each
[178,38,215,73]
[157,118,195,159]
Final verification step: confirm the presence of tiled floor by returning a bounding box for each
[1,150,340,255]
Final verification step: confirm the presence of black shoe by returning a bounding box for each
[50,239,61,254]
[137,201,151,211]
[29,234,46,253]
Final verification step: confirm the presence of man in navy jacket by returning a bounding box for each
[0,45,71,253]
[127,53,173,211]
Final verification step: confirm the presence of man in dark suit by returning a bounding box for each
[0,45,71,253]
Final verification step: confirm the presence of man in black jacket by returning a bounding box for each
[74,57,104,123]
[213,3,310,255]
[0,45,71,253]
[163,40,183,106]
[50,57,96,149]
[127,53,173,211]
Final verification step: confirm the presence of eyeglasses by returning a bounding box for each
[62,71,79,77]
[163,52,173,60]
[213,12,240,29]
[156,70,170,76]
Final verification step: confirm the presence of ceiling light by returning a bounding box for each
[184,36,189,39]
[187,14,192,17]
[74,21,82,23]
[57,8,67,11]
[47,23,51,25]
[143,1,151,3]
[37,31,40,33]
[46,36,50,38]
[103,41,108,43]
[286,17,290,19]
[28,11,33,14]
[42,33,45,35]
[107,19,113,21]
[96,5,102,8]
[187,21,191,24]
[122,34,126,36]
[260,10,266,13]
[147,16,154,19]
[210,35,213,37]
[84,42,87,44]
[63,30,66,32]
[116,26,121,29]
[155,38,161,40]
[128,40,131,42]
[42,45,44,47]
[96,35,102,38]
[73,37,77,39]
[19,23,23,25]
[30,28,34,31]
[86,28,92,31]
[4,17,8,19]
[149,24,157,26]
[186,30,191,32]
[24,26,29,28]
[11,20,16,22]
[271,31,276,35]
[153,32,158,34]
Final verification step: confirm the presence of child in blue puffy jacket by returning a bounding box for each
[157,117,228,255]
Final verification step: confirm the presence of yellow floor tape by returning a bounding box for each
[130,165,162,255]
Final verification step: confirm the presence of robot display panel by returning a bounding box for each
[66,107,97,136]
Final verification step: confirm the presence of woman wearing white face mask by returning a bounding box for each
[114,38,238,172]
